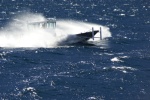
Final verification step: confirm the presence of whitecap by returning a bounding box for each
[87,96,96,100]
[119,56,129,58]
[104,53,114,55]
[26,87,35,91]
[111,66,138,73]
[119,13,125,16]
[111,57,123,62]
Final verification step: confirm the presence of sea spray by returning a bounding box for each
[0,12,61,48]
[0,12,111,48]
[57,19,111,40]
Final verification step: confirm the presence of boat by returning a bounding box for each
[27,18,101,44]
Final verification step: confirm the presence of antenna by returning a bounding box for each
[100,27,102,40]
[92,27,94,40]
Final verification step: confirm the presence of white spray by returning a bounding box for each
[0,12,111,48]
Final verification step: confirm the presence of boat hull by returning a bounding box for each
[58,30,99,45]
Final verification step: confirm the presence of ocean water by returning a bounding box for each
[0,0,150,100]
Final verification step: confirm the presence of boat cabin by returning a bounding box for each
[28,18,56,29]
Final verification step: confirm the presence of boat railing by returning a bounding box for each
[27,18,56,29]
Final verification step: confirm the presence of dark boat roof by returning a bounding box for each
[77,30,99,37]
[76,30,99,41]
[28,18,56,25]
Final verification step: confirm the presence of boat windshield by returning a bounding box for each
[28,18,56,29]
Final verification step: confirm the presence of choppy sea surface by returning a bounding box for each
[0,0,150,100]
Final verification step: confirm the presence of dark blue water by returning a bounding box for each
[0,0,150,100]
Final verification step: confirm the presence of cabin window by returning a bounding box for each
[28,19,56,29]
[47,22,56,28]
